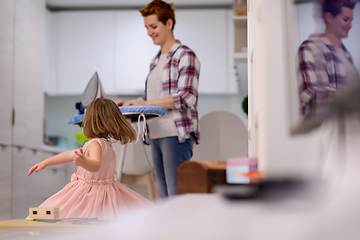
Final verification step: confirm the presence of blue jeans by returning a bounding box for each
[151,134,195,198]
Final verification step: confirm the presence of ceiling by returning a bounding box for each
[46,0,234,9]
[46,0,360,10]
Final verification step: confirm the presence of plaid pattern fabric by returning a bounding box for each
[142,40,200,143]
[297,34,353,118]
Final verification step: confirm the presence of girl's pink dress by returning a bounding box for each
[37,138,152,220]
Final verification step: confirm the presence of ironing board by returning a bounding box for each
[68,105,166,124]
[68,105,166,182]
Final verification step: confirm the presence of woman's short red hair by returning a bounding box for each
[322,0,356,17]
[139,0,176,30]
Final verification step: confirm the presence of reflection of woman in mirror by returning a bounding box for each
[298,0,359,119]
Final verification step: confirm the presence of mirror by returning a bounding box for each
[290,0,360,135]
[250,0,360,179]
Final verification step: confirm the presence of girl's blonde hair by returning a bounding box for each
[82,98,137,144]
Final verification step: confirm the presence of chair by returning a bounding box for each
[192,111,248,162]
[112,132,159,200]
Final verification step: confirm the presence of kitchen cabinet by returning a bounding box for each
[232,0,249,98]
[0,0,15,145]
[44,10,58,95]
[0,0,60,220]
[12,0,45,149]
[0,147,12,220]
[46,9,236,95]
[233,14,247,61]
[12,149,68,218]
[114,10,158,94]
[175,9,234,94]
[1,0,44,148]
[57,11,115,95]
[233,0,247,63]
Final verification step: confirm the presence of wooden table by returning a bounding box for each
[0,219,96,232]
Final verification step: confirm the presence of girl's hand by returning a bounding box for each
[27,161,47,176]
[73,147,86,167]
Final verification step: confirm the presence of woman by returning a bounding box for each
[116,0,200,198]
[298,0,359,119]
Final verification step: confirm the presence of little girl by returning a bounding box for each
[28,98,153,220]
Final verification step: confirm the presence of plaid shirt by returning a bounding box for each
[142,40,200,143]
[297,34,354,118]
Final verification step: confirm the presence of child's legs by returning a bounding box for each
[151,139,168,198]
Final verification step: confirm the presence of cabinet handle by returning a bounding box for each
[12,107,15,127]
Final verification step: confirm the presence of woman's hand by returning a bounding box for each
[27,161,47,176]
[123,100,146,106]
[73,147,86,167]
[115,99,125,106]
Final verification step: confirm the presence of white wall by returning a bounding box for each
[255,0,320,179]
[44,8,239,96]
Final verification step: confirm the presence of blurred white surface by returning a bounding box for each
[49,180,359,240]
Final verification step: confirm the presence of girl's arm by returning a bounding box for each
[27,150,78,176]
[73,141,102,172]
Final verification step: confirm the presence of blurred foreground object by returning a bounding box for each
[226,158,258,184]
